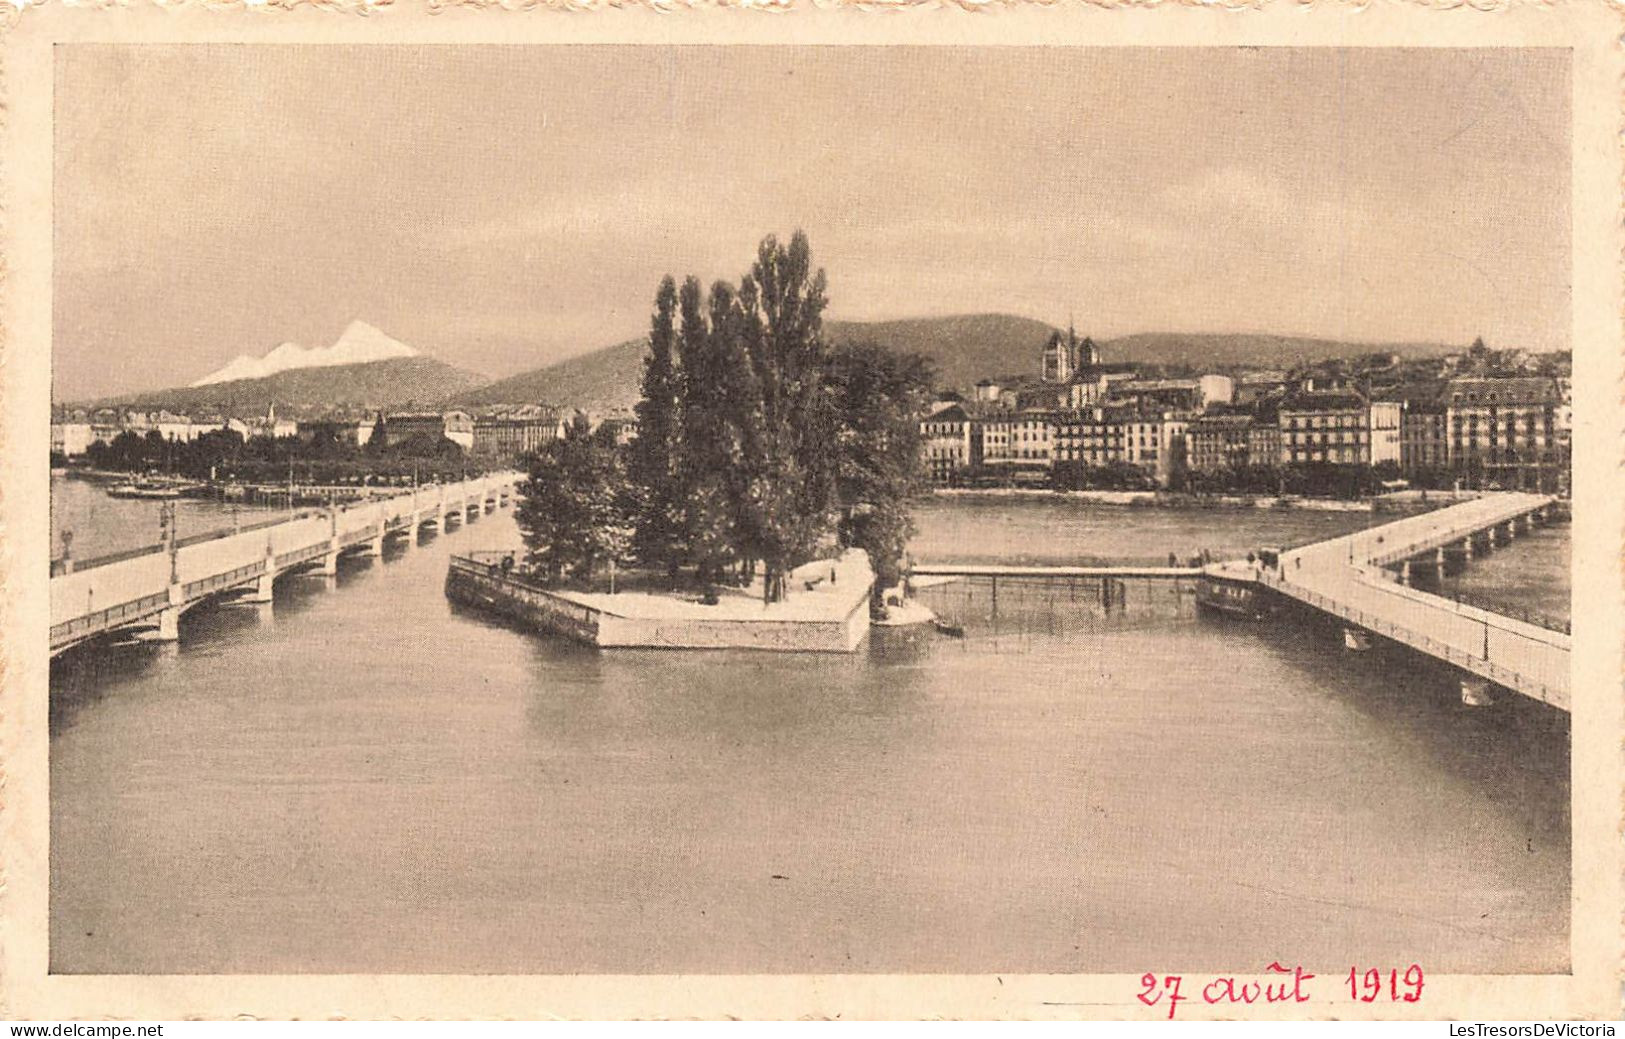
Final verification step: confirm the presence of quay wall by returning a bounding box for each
[594,593,871,653]
[445,562,602,645]
[446,555,874,653]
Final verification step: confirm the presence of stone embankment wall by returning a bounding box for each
[446,553,874,653]
[445,559,602,645]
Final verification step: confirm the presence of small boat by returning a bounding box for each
[931,618,966,638]
[108,480,184,500]
[1194,575,1271,619]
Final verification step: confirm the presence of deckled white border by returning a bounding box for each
[1,3,1620,1020]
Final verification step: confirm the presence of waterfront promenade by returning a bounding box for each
[1214,492,1567,710]
[49,473,522,656]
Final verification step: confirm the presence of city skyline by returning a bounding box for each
[55,46,1571,401]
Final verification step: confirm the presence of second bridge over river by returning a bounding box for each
[49,472,523,657]
[914,492,1568,713]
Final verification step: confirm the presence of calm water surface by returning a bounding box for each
[50,482,1570,973]
[51,475,283,562]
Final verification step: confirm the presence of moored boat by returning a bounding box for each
[1194,575,1271,619]
[108,480,185,500]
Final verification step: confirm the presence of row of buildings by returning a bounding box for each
[922,333,1572,492]
[51,404,639,463]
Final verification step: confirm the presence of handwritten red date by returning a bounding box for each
[1347,964,1425,1003]
[1137,962,1315,1020]
[1137,963,1423,1018]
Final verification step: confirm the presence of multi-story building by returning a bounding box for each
[1012,408,1055,465]
[1444,376,1563,490]
[298,415,380,447]
[969,410,1013,470]
[920,402,973,485]
[1246,423,1281,469]
[1053,408,1123,468]
[384,412,451,447]
[1186,414,1253,472]
[473,406,568,461]
[1396,390,1449,473]
[1124,411,1187,486]
[1368,400,1402,467]
[1278,389,1374,465]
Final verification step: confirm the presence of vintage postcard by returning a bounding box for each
[1,0,1621,1023]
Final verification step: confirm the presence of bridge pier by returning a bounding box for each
[1343,626,1372,651]
[1459,677,1494,708]
[154,583,183,641]
[315,546,338,576]
[241,544,277,603]
[1459,536,1474,561]
[1398,560,1412,585]
[243,570,275,604]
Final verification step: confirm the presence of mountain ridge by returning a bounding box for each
[82,356,485,419]
[191,319,420,387]
[448,314,1466,413]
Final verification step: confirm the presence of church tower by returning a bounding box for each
[1077,335,1099,370]
[1041,331,1071,384]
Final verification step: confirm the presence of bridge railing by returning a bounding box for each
[51,475,520,631]
[1364,566,1571,634]
[1267,576,1567,709]
[1259,564,1569,704]
[1357,494,1553,568]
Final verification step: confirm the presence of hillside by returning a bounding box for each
[1099,332,1458,371]
[454,338,649,413]
[88,356,485,419]
[451,314,1063,412]
[825,314,1061,389]
[448,316,1469,412]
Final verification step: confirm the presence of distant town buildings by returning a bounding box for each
[915,330,1571,493]
[47,324,1573,499]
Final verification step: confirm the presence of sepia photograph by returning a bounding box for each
[4,4,1622,1023]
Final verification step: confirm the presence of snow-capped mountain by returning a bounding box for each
[191,320,419,387]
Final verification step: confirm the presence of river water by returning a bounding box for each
[49,479,1571,974]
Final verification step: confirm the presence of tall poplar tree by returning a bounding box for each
[734,231,836,602]
[674,276,738,599]
[627,275,683,580]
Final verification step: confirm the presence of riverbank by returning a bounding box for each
[932,486,1482,513]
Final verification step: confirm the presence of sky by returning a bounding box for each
[53,45,1571,401]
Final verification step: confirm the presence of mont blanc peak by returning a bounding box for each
[190,321,419,387]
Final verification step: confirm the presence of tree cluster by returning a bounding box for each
[1167,461,1404,499]
[80,426,483,485]
[517,232,933,613]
